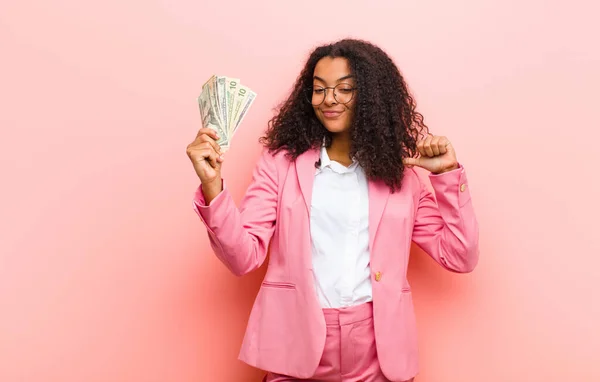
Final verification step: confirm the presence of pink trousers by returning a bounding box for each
[264,302,413,382]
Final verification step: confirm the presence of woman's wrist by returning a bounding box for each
[432,163,459,174]
[201,178,223,205]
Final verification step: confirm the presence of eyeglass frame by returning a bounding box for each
[305,83,357,106]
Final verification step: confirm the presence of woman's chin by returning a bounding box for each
[323,122,351,135]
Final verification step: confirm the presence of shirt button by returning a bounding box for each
[374,271,382,282]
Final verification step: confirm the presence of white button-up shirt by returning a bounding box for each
[310,146,372,308]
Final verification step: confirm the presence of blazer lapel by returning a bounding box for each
[368,180,390,253]
[296,147,390,252]
[295,148,320,213]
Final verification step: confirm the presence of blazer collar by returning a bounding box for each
[295,147,320,214]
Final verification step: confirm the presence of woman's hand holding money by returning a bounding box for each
[186,127,225,204]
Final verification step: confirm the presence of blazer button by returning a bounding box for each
[460,183,467,192]
[374,271,382,282]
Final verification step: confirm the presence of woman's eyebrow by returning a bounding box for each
[313,75,355,83]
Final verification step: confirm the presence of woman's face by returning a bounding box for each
[311,57,356,135]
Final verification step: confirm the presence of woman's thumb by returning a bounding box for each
[403,157,419,168]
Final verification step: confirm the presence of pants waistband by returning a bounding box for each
[322,301,373,326]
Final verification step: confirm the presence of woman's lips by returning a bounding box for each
[321,110,343,119]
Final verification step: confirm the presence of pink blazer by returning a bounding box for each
[193,147,479,381]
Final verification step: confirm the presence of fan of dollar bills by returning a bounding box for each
[197,75,257,151]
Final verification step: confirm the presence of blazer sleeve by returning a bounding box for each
[411,165,480,273]
[192,148,279,276]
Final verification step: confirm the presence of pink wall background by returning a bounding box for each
[1,0,599,381]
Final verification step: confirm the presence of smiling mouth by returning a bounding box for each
[321,110,343,119]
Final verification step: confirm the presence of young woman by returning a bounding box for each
[186,39,479,382]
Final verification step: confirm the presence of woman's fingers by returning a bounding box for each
[196,127,220,142]
[197,133,222,155]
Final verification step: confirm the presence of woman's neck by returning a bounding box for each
[327,133,353,167]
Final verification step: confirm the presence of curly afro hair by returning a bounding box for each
[259,38,429,192]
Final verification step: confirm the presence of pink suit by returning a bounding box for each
[193,147,479,381]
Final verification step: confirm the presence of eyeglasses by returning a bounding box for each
[305,84,357,106]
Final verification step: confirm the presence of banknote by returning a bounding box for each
[197,74,257,152]
[198,79,229,149]
[225,77,240,130]
[232,89,257,132]
[203,76,221,126]
[230,85,250,135]
[216,76,228,131]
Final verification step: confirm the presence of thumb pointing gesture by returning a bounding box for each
[403,135,459,174]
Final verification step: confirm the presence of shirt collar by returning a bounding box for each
[318,145,359,174]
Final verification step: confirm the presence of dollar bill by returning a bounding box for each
[198,81,229,149]
[226,77,240,130]
[197,74,256,151]
[230,84,250,136]
[208,76,223,125]
[233,89,257,132]
[216,76,228,131]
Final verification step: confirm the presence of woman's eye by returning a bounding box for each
[313,88,325,94]
[338,88,353,93]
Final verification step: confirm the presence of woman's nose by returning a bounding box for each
[324,88,337,105]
